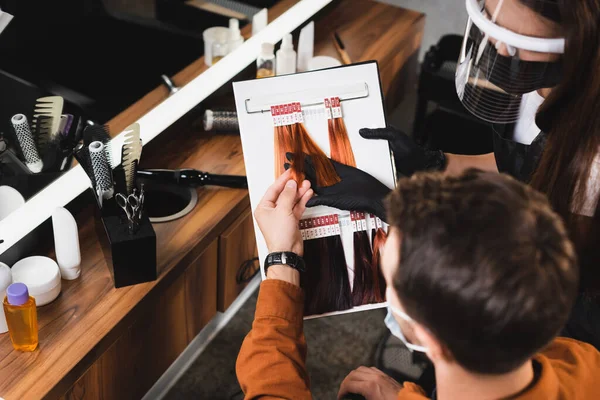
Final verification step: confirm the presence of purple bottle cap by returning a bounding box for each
[7,282,29,306]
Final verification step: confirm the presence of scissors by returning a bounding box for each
[116,191,140,233]
[138,184,145,220]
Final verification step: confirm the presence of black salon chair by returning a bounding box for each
[0,0,208,122]
[414,34,494,155]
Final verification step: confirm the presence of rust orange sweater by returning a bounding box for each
[236,280,600,399]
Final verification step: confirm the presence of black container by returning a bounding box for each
[94,196,157,288]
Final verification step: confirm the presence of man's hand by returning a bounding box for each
[255,170,313,285]
[338,367,403,400]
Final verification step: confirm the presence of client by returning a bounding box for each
[236,168,600,399]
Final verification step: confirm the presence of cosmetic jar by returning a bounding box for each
[203,27,230,66]
[307,56,342,71]
[11,256,61,306]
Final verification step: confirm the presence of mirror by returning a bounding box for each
[0,0,333,258]
[0,0,270,205]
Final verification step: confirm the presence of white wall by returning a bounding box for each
[377,0,468,59]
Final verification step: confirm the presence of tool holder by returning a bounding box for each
[94,192,157,288]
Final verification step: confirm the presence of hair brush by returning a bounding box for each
[83,124,114,169]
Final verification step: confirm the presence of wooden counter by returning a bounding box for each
[0,1,424,399]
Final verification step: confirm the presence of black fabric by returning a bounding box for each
[285,153,391,222]
[492,124,547,182]
[484,47,563,96]
[563,294,600,351]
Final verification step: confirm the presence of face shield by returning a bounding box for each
[455,0,565,124]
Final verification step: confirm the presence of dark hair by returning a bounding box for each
[519,0,600,297]
[352,230,377,306]
[302,235,352,315]
[523,0,600,287]
[386,169,578,374]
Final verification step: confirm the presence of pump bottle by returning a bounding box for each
[276,34,297,76]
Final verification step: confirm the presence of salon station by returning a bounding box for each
[0,0,425,398]
[2,0,600,399]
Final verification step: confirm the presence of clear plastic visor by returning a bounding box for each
[455,0,564,123]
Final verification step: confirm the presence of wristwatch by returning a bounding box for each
[264,251,306,274]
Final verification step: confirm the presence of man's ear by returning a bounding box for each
[413,324,454,364]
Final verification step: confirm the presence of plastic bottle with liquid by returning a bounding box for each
[229,18,244,51]
[3,282,38,351]
[257,43,276,78]
[276,34,297,76]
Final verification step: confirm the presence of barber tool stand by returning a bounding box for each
[95,192,157,288]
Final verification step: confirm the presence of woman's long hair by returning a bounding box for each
[524,0,600,292]
[527,0,600,218]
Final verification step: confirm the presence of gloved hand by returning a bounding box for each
[285,153,391,221]
[359,127,446,177]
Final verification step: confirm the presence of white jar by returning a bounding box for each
[203,27,230,66]
[11,256,61,306]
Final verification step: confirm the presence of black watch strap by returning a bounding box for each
[264,251,306,274]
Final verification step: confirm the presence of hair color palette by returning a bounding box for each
[234,62,396,319]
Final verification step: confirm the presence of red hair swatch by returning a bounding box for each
[371,227,388,301]
[273,103,340,187]
[352,230,377,306]
[326,97,356,167]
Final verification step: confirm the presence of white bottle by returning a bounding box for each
[276,34,297,76]
[0,262,12,333]
[52,207,81,280]
[229,18,244,51]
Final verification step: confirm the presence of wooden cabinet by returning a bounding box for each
[61,240,218,400]
[218,208,258,312]
[59,208,256,400]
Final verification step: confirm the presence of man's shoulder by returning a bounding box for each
[536,337,600,397]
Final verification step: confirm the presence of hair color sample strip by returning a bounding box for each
[272,102,340,187]
[302,235,352,315]
[326,97,356,167]
[352,230,376,306]
[371,227,387,301]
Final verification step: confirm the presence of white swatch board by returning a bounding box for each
[233,62,395,317]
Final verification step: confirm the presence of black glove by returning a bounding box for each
[359,127,446,177]
[285,153,391,221]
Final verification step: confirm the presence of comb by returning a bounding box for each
[121,123,142,195]
[31,96,64,151]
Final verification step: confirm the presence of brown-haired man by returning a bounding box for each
[236,169,600,399]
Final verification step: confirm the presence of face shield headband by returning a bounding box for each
[455,0,565,123]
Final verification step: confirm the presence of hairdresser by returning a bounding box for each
[297,0,600,349]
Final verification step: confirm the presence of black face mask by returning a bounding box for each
[482,45,562,95]
[467,27,563,95]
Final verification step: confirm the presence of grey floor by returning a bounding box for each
[165,291,389,399]
[164,1,466,398]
